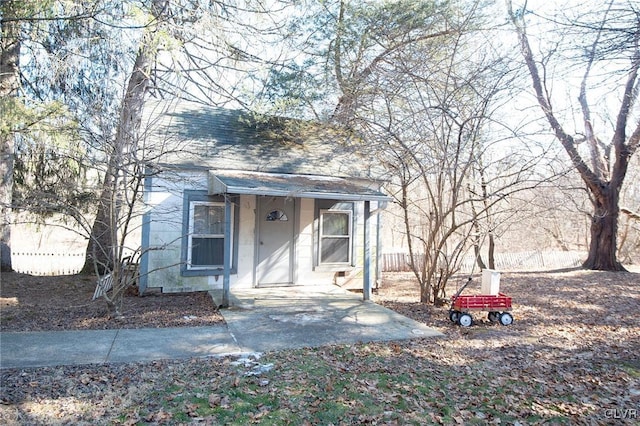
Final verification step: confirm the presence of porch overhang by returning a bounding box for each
[208,170,391,202]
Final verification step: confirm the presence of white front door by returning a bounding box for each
[257,196,295,286]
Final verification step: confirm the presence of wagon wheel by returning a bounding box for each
[488,312,500,322]
[449,310,461,323]
[458,313,473,327]
[499,312,513,326]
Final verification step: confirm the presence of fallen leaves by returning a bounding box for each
[1,269,639,425]
[0,273,225,331]
[144,408,172,423]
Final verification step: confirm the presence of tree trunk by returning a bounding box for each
[470,197,486,270]
[81,171,115,274]
[0,128,13,271]
[0,1,21,272]
[508,2,639,272]
[583,187,625,270]
[80,0,167,275]
[473,242,486,270]
[487,232,495,270]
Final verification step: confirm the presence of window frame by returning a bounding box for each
[187,201,230,270]
[318,208,353,265]
[181,191,237,277]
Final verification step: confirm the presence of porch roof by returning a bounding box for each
[209,170,391,202]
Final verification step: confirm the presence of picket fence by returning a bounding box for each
[10,250,585,276]
[10,252,85,276]
[382,250,586,273]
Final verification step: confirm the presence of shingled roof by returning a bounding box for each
[144,100,382,180]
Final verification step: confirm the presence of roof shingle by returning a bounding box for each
[144,101,382,180]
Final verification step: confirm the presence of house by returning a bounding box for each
[139,101,390,304]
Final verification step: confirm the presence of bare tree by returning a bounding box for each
[618,152,640,263]
[82,0,169,279]
[253,0,567,302]
[329,0,494,303]
[318,0,557,302]
[3,0,304,319]
[508,0,640,271]
[81,0,299,274]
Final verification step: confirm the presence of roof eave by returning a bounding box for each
[218,184,390,202]
[209,171,392,202]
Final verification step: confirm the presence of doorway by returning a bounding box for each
[256,196,295,286]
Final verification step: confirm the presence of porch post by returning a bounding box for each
[138,166,153,295]
[222,195,232,307]
[363,200,371,301]
[376,207,382,290]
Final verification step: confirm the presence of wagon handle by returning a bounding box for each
[452,277,473,300]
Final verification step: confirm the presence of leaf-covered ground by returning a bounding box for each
[1,268,639,425]
[0,273,224,331]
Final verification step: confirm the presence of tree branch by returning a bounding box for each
[507,0,602,192]
[621,207,640,221]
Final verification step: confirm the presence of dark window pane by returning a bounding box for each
[321,237,349,263]
[322,212,349,236]
[266,209,288,221]
[194,205,225,234]
[192,237,224,266]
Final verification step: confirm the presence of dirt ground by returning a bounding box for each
[373,266,640,337]
[0,272,224,331]
[2,267,639,368]
[1,267,639,336]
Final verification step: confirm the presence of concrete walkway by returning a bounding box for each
[1,286,441,369]
[0,326,240,369]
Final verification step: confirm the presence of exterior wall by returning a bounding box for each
[314,200,382,288]
[141,169,382,293]
[235,194,256,287]
[142,171,192,292]
[141,170,257,293]
[297,197,335,285]
[296,197,315,276]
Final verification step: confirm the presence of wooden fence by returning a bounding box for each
[382,250,586,273]
[382,253,425,272]
[10,252,85,276]
[10,250,586,276]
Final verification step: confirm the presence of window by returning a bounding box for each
[187,201,233,270]
[266,209,288,221]
[181,191,237,276]
[319,209,352,264]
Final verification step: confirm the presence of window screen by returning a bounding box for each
[319,210,352,264]
[189,202,227,268]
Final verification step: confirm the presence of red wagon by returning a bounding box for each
[449,277,514,327]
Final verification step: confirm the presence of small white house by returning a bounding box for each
[139,101,390,303]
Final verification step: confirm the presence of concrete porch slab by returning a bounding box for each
[210,285,442,353]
